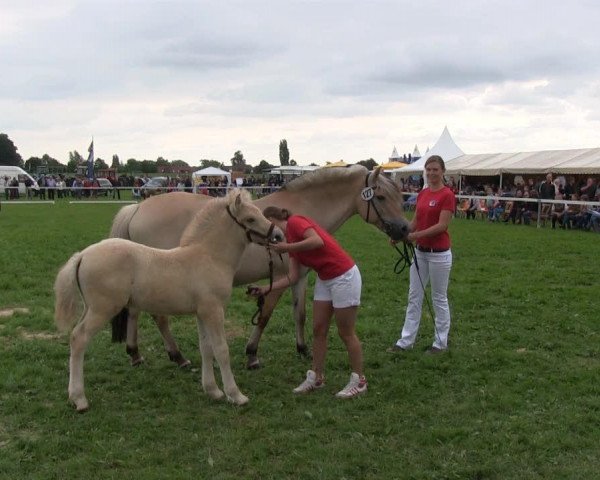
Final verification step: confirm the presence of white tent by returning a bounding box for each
[269,165,319,175]
[191,167,231,193]
[393,126,464,175]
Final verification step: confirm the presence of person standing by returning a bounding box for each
[250,207,367,398]
[389,155,455,354]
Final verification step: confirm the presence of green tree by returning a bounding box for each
[94,158,109,170]
[279,139,289,166]
[172,159,190,168]
[156,156,169,168]
[290,159,297,166]
[200,159,223,169]
[125,158,141,174]
[253,159,274,174]
[357,158,378,170]
[0,133,23,167]
[111,154,120,170]
[140,160,157,174]
[231,150,246,172]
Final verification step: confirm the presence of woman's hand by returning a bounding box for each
[269,241,290,254]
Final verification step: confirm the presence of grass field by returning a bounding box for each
[0,200,598,479]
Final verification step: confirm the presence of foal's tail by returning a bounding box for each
[109,203,140,240]
[54,253,84,332]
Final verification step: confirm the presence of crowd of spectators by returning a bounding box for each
[454,174,600,233]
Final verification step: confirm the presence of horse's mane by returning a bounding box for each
[281,164,368,193]
[180,189,252,245]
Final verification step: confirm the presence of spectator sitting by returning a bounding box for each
[551,193,567,229]
[573,194,591,229]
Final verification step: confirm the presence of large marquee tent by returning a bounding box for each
[391,127,600,177]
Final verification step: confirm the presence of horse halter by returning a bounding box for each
[226,205,275,243]
[361,172,404,240]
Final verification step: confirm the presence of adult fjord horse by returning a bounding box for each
[109,165,409,369]
[54,190,283,411]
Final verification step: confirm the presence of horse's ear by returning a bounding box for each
[371,166,382,185]
[234,192,242,210]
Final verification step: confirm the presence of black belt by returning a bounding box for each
[416,245,449,253]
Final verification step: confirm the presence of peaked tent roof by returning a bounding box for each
[389,147,401,160]
[192,166,231,183]
[393,127,464,173]
[323,160,349,168]
[412,145,421,158]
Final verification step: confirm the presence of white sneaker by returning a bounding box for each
[293,370,324,394]
[335,372,367,399]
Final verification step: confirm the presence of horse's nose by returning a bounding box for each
[271,227,285,243]
[385,221,409,241]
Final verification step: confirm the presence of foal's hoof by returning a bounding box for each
[205,386,225,401]
[227,393,249,406]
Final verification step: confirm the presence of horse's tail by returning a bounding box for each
[109,203,140,240]
[54,252,84,332]
[111,308,129,343]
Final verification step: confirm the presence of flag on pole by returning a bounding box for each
[86,139,94,179]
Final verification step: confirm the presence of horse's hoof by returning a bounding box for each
[297,345,312,359]
[71,397,89,413]
[205,387,225,401]
[247,357,261,370]
[227,393,249,406]
[178,359,192,369]
[130,356,145,367]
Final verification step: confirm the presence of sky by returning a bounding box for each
[2,0,600,167]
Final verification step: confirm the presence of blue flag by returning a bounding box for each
[86,139,94,179]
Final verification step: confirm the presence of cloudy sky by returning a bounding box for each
[2,0,600,167]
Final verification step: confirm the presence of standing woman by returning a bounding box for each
[389,155,455,353]
[250,206,367,398]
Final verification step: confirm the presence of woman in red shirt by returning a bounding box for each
[389,155,455,354]
[250,207,367,398]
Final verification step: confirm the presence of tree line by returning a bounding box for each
[0,133,377,174]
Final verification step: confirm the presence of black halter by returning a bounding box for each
[361,172,398,238]
[226,205,275,243]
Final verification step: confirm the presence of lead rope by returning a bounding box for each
[249,246,281,326]
[392,242,440,345]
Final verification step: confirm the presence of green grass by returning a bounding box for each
[0,201,598,479]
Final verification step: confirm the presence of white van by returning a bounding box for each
[0,166,39,196]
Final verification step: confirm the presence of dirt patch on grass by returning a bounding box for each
[17,327,61,341]
[0,307,30,318]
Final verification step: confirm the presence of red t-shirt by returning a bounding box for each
[415,186,455,250]
[286,215,355,280]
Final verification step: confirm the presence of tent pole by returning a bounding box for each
[500,173,503,190]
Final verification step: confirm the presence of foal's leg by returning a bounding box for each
[201,305,248,405]
[195,318,224,401]
[154,315,191,368]
[245,288,285,369]
[291,275,310,359]
[69,309,107,412]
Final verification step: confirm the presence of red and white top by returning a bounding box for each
[286,215,355,280]
[415,186,455,250]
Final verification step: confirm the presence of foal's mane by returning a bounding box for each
[180,190,252,246]
[281,164,368,193]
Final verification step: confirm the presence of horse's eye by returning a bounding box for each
[246,218,255,223]
[376,195,385,201]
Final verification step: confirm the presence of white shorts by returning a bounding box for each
[313,264,362,308]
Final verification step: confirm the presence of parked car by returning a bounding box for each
[140,177,169,199]
[95,178,113,196]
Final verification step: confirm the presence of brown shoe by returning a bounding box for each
[425,346,446,355]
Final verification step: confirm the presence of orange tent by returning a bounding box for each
[379,161,408,170]
[323,160,349,168]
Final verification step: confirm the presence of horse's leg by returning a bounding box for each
[291,274,310,359]
[195,317,224,401]
[126,310,144,366]
[154,315,191,368]
[201,306,248,405]
[245,288,285,370]
[68,309,106,412]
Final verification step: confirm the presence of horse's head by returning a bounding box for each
[357,167,410,241]
[227,190,284,245]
